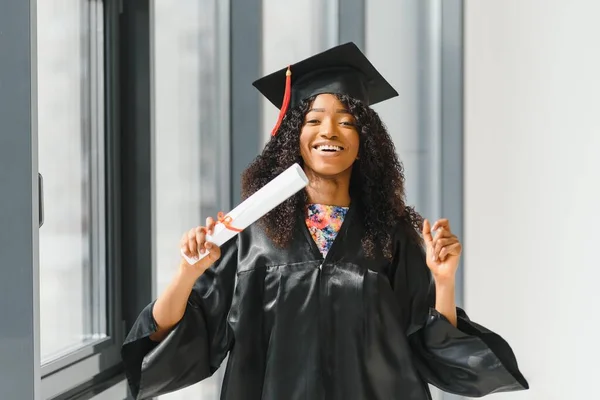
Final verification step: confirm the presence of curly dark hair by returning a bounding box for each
[241,94,423,260]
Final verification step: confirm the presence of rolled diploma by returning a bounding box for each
[181,163,309,264]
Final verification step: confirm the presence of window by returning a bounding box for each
[38,0,107,364]
[153,0,229,399]
[37,0,122,397]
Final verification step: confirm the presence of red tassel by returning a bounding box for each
[271,65,292,136]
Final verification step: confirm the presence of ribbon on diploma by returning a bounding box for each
[217,211,243,232]
[180,163,308,265]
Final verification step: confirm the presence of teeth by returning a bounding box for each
[316,145,343,151]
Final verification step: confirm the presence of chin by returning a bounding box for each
[307,162,353,178]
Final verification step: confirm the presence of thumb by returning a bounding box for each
[205,242,221,262]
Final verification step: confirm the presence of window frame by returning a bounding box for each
[38,0,108,370]
[38,0,125,398]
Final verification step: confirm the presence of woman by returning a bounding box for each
[122,42,528,400]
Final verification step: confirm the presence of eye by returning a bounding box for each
[340,121,356,127]
[306,119,320,125]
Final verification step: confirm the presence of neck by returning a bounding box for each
[303,168,352,207]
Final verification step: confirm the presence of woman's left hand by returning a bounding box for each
[422,219,462,283]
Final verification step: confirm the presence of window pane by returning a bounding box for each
[154,0,224,399]
[37,0,107,363]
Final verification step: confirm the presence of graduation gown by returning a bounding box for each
[121,205,528,399]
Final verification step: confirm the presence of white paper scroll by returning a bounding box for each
[181,163,309,264]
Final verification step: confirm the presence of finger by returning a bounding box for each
[439,243,462,260]
[180,232,189,249]
[187,232,196,256]
[435,227,454,239]
[432,231,451,250]
[181,233,191,257]
[195,226,207,254]
[188,229,199,256]
[435,239,459,261]
[433,237,455,261]
[434,237,457,258]
[422,219,433,245]
[432,218,451,232]
[205,242,221,262]
[206,217,215,234]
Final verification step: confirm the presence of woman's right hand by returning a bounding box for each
[180,216,221,278]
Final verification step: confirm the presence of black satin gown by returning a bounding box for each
[121,205,529,399]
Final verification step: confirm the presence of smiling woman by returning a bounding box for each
[121,42,528,400]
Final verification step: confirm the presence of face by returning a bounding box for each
[299,94,360,178]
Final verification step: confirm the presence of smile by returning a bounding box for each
[313,144,344,152]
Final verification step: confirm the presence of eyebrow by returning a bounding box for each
[307,108,351,114]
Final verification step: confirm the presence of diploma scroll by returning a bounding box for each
[181,163,309,264]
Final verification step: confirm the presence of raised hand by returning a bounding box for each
[422,218,462,283]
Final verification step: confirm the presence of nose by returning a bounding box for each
[319,118,338,138]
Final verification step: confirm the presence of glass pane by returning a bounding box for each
[37,0,107,363]
[154,0,224,398]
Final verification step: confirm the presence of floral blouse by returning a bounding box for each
[305,203,349,257]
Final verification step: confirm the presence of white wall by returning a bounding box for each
[464,1,600,399]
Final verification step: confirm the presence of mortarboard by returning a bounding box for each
[252,42,399,136]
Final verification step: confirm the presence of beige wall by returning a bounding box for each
[463,1,600,399]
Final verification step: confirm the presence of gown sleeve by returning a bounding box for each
[394,227,529,397]
[121,238,239,400]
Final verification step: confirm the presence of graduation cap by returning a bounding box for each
[252,42,399,136]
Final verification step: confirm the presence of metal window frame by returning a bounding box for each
[119,0,155,333]
[440,0,464,310]
[230,0,263,206]
[217,0,232,213]
[339,0,365,50]
[438,1,465,399]
[97,0,157,397]
[37,0,126,399]
[39,0,108,373]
